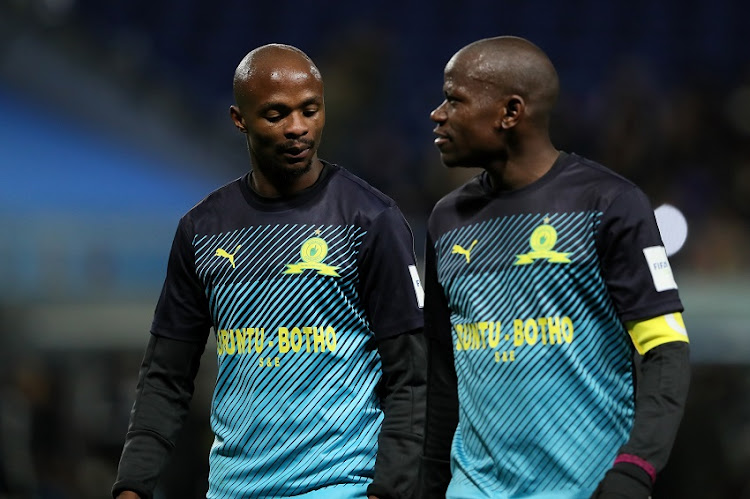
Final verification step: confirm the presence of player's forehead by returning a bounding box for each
[444,48,488,83]
[443,60,483,95]
[240,68,323,110]
[255,77,322,106]
[253,56,319,83]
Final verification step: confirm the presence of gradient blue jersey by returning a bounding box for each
[425,152,683,498]
[151,163,424,498]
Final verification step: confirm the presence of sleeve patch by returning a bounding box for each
[643,246,678,292]
[408,265,425,309]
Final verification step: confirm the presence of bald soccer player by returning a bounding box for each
[420,36,690,499]
[112,44,425,499]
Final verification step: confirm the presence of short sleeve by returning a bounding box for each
[357,206,425,339]
[596,187,683,322]
[151,218,213,343]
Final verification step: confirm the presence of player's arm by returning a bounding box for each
[357,205,426,499]
[593,187,691,498]
[112,219,212,499]
[368,329,426,499]
[112,334,206,499]
[419,232,458,499]
[593,314,690,498]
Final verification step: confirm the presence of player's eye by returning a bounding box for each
[303,107,319,117]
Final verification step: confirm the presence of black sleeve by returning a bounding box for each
[593,341,691,497]
[419,232,458,499]
[594,187,690,494]
[367,329,426,499]
[357,206,424,340]
[111,334,206,499]
[622,341,691,471]
[596,187,683,322]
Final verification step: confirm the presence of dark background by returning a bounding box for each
[1,1,749,497]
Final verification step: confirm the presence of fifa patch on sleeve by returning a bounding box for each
[643,246,677,292]
[408,265,425,309]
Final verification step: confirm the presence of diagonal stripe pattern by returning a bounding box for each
[435,211,634,497]
[193,224,382,498]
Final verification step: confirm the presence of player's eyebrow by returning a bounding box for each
[258,97,321,114]
[258,102,290,114]
[299,96,322,107]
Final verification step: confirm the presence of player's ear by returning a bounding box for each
[230,105,247,133]
[497,95,524,130]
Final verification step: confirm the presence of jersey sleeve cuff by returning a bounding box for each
[614,453,656,483]
[112,480,151,499]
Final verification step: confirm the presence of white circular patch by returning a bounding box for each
[654,204,688,256]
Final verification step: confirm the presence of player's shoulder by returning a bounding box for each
[328,163,399,216]
[566,152,641,200]
[178,175,244,228]
[433,172,485,211]
[567,155,661,227]
[428,172,485,231]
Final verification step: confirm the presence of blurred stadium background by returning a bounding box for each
[1,0,749,497]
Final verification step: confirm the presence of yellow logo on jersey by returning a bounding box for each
[514,222,571,265]
[216,244,242,268]
[452,240,478,263]
[283,237,340,277]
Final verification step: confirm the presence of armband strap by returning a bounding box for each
[614,453,656,483]
[625,312,689,355]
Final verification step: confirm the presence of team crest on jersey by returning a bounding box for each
[514,220,571,265]
[283,237,340,277]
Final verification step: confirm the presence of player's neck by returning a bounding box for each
[250,158,324,198]
[485,142,559,193]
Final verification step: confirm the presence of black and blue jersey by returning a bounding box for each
[152,162,424,498]
[424,152,683,498]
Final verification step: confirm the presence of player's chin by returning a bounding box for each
[279,158,313,178]
[439,153,464,168]
[439,151,482,169]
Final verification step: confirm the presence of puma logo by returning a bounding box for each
[216,245,242,269]
[452,240,478,263]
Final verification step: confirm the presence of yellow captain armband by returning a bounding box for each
[625,312,689,355]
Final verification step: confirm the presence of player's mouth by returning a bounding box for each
[280,142,314,162]
[433,131,450,147]
[283,147,310,161]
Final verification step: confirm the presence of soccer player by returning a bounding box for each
[420,36,691,499]
[112,44,425,499]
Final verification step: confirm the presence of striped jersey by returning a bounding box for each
[151,162,424,498]
[425,152,683,498]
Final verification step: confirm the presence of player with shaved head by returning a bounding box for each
[230,44,324,189]
[421,36,690,498]
[112,44,425,499]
